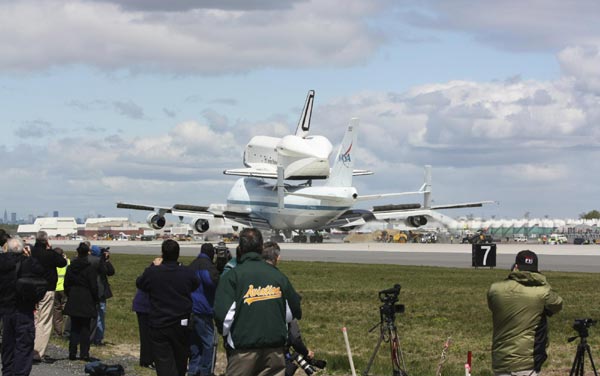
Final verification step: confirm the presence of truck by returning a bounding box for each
[548,233,568,245]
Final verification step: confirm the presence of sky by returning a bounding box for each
[1,0,599,222]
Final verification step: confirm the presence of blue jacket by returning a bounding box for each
[189,253,219,316]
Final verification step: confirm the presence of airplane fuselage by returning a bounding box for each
[227,178,356,230]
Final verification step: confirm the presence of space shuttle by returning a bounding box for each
[224,90,371,180]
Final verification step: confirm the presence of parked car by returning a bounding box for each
[573,237,590,245]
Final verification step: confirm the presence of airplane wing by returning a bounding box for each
[224,167,373,180]
[116,202,268,231]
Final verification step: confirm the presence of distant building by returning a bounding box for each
[3,209,7,223]
[17,217,79,237]
[11,212,16,223]
[79,217,144,239]
[53,211,59,217]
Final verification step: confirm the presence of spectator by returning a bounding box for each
[1,237,45,376]
[0,229,10,349]
[31,231,67,362]
[63,243,99,361]
[188,243,219,376]
[132,287,154,369]
[262,242,319,376]
[488,250,563,376]
[136,240,200,376]
[89,245,115,346]
[214,228,302,376]
[52,247,70,337]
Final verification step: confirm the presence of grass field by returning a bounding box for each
[67,251,600,376]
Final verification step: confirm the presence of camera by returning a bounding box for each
[290,352,327,375]
[573,318,596,337]
[100,246,110,260]
[215,242,231,273]
[378,284,405,322]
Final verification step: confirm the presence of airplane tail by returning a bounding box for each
[326,118,358,187]
[295,90,314,138]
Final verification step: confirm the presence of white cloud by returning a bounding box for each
[0,0,384,74]
[403,0,600,52]
[558,45,600,93]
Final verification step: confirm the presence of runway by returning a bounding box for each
[52,240,600,273]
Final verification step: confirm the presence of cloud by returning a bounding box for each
[403,1,600,52]
[558,45,600,93]
[84,0,305,12]
[0,0,384,74]
[15,120,57,139]
[113,100,145,120]
[163,108,176,118]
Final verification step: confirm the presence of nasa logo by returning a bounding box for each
[339,143,352,166]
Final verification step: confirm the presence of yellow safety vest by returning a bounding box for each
[55,258,70,292]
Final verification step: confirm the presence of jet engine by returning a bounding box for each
[147,213,166,230]
[405,215,428,228]
[193,218,210,233]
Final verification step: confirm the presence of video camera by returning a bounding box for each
[215,242,231,273]
[100,246,110,260]
[378,284,405,323]
[573,318,596,338]
[290,352,327,375]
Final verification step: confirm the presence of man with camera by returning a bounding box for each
[261,241,326,376]
[1,237,45,376]
[89,245,115,346]
[31,230,67,363]
[487,250,563,376]
[188,243,219,376]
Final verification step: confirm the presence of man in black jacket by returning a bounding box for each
[1,237,45,376]
[31,231,67,362]
[136,239,200,376]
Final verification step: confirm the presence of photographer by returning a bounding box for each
[32,230,67,362]
[89,244,115,346]
[262,241,325,376]
[487,250,563,376]
[188,243,219,376]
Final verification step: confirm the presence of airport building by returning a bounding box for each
[17,217,79,237]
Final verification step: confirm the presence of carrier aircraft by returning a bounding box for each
[117,92,493,242]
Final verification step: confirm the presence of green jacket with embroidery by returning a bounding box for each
[214,252,302,349]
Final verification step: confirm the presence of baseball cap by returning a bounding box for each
[515,250,538,272]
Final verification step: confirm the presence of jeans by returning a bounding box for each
[92,301,106,344]
[188,314,215,376]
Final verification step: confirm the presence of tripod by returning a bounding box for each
[569,331,598,376]
[363,312,408,376]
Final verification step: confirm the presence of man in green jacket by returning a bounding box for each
[487,250,563,376]
[214,228,302,376]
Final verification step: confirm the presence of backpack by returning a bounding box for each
[15,260,48,304]
[84,361,125,376]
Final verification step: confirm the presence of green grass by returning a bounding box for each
[66,252,600,376]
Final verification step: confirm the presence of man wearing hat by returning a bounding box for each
[487,250,563,376]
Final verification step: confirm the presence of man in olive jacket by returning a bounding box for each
[487,250,563,376]
[214,228,302,376]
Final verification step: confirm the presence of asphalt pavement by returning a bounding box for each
[52,240,600,273]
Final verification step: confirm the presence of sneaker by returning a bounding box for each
[141,363,156,370]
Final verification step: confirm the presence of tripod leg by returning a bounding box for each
[363,330,384,376]
[389,325,408,376]
[584,344,598,376]
[570,344,584,376]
